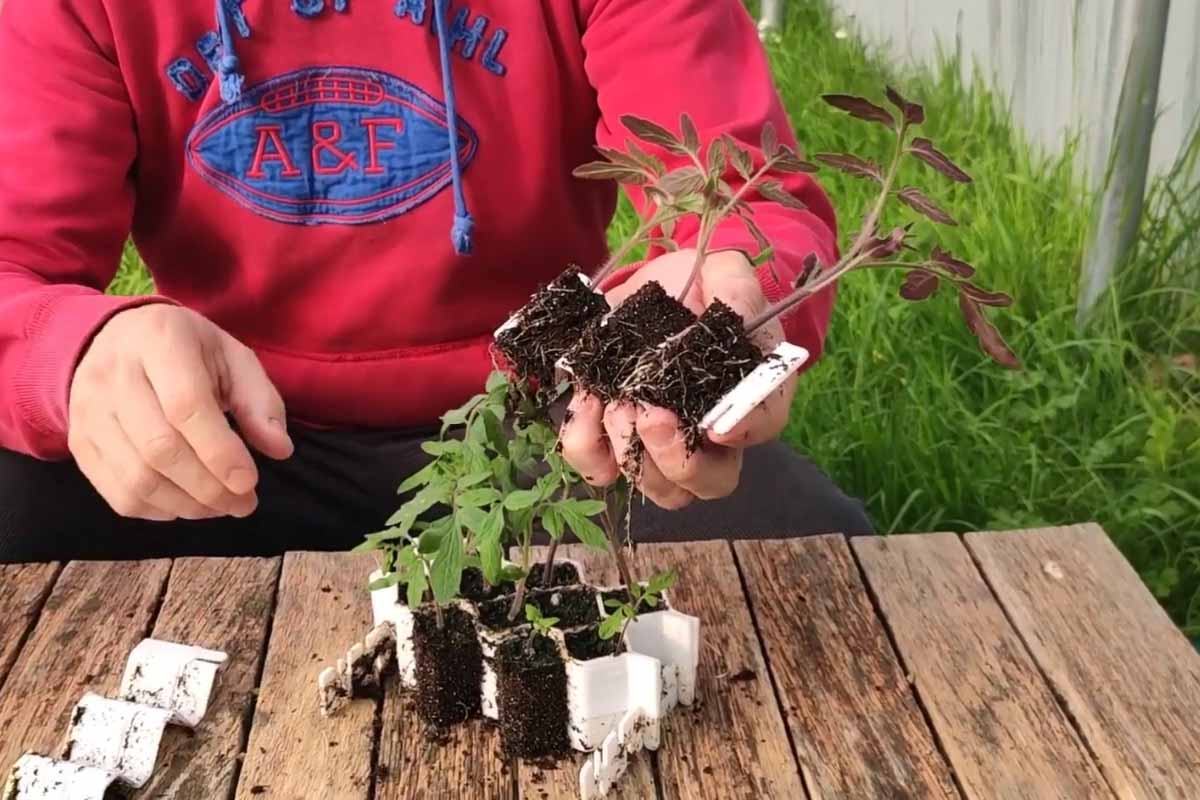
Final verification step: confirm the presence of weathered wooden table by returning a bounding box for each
[3,524,1200,799]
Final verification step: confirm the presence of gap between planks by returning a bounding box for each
[851,532,1110,799]
[0,559,172,777]
[733,535,959,799]
[0,562,63,695]
[965,524,1200,798]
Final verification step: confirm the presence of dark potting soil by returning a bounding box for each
[411,606,484,728]
[495,266,609,391]
[460,567,515,603]
[476,594,524,631]
[625,299,766,451]
[495,633,571,759]
[563,625,621,661]
[525,560,581,589]
[600,587,633,609]
[568,281,697,402]
[528,586,600,628]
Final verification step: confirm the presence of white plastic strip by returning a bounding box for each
[700,342,809,436]
[369,571,417,687]
[119,639,228,728]
[65,694,171,788]
[579,708,654,800]
[623,608,701,707]
[2,754,117,800]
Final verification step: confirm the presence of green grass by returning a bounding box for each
[110,1,1200,631]
[748,1,1200,630]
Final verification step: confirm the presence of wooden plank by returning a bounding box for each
[375,692,515,800]
[134,557,280,800]
[633,541,805,800]
[0,563,61,690]
[511,544,658,800]
[235,552,376,800]
[966,524,1200,797]
[853,533,1110,798]
[0,560,171,776]
[734,536,959,799]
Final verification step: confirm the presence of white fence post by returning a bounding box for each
[1076,0,1171,326]
[759,0,785,37]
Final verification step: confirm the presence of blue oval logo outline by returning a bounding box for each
[186,66,478,226]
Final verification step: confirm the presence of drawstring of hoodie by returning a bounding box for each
[432,0,474,255]
[212,0,474,256]
[215,0,251,103]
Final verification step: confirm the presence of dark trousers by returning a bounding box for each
[0,427,874,563]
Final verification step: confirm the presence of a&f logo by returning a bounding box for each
[185,67,478,225]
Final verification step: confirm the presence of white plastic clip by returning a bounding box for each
[700,342,809,436]
[120,639,228,728]
[2,754,117,800]
[65,694,172,788]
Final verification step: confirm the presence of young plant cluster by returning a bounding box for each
[357,85,1019,754]
[359,372,604,627]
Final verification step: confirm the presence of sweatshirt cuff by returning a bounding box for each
[15,291,174,457]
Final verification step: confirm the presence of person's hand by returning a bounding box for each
[559,249,796,509]
[67,304,294,521]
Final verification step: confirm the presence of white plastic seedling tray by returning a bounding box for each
[341,565,702,799]
[4,638,227,800]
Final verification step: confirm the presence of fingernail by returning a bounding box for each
[268,416,287,432]
[642,424,675,449]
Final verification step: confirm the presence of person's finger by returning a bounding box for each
[219,333,294,461]
[115,367,256,517]
[70,429,174,522]
[604,402,694,509]
[602,401,639,472]
[632,448,696,510]
[92,409,228,521]
[707,374,799,448]
[700,252,769,322]
[638,406,742,500]
[559,392,620,486]
[142,332,259,497]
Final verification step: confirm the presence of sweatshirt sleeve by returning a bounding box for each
[580,0,839,359]
[0,0,171,459]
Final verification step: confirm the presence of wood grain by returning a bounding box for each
[235,552,376,800]
[134,557,280,800]
[0,563,60,690]
[632,541,804,800]
[853,533,1110,798]
[513,544,658,800]
[375,691,515,800]
[734,536,959,799]
[0,560,171,776]
[967,524,1200,798]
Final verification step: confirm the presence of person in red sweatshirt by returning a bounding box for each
[0,0,872,562]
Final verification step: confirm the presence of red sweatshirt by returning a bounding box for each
[0,0,837,460]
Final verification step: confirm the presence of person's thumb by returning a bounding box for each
[700,251,769,323]
[218,333,295,460]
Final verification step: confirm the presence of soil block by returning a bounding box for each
[476,595,527,632]
[563,625,621,661]
[568,280,697,402]
[411,605,484,728]
[626,299,766,451]
[475,583,598,631]
[528,586,601,628]
[525,560,581,590]
[460,567,515,603]
[495,266,609,391]
[495,632,571,759]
